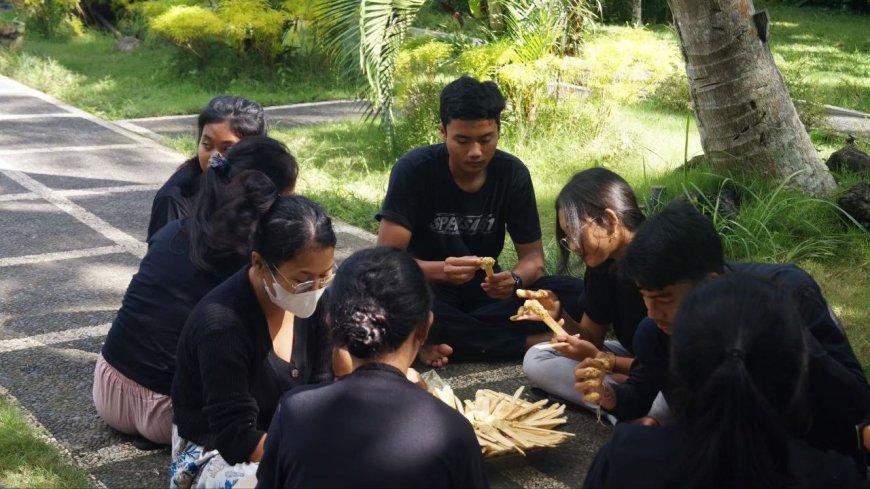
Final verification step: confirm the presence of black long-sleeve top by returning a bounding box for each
[609,261,870,466]
[101,219,244,395]
[147,160,200,241]
[256,363,490,489]
[171,266,333,465]
[583,424,869,489]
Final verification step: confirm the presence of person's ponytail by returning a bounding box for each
[205,170,278,261]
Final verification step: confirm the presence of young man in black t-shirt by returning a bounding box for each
[576,202,870,471]
[376,76,584,365]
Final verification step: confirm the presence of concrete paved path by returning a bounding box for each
[117,100,367,141]
[0,74,609,488]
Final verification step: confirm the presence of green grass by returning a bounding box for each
[0,396,92,488]
[760,2,870,113]
[0,32,352,119]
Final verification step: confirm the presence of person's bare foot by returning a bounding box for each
[418,343,453,368]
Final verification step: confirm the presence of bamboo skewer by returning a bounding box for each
[511,299,568,336]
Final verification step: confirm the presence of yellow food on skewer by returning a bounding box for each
[510,299,568,336]
[479,257,496,278]
[515,288,549,300]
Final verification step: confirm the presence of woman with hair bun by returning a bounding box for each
[170,196,337,489]
[583,274,868,489]
[256,247,489,489]
[94,137,297,448]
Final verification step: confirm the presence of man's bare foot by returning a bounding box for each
[418,343,453,368]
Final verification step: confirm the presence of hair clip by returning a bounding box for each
[209,153,229,174]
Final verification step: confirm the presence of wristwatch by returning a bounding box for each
[510,272,523,293]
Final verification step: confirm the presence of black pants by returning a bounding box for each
[428,270,584,360]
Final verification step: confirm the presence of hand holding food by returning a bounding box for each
[478,257,496,278]
[575,352,612,404]
[443,256,482,285]
[511,299,568,336]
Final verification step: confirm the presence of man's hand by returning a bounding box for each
[443,256,481,285]
[575,356,617,410]
[481,270,515,299]
[513,289,560,319]
[551,334,600,362]
[863,424,870,451]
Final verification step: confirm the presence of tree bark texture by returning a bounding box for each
[632,0,642,27]
[671,0,836,196]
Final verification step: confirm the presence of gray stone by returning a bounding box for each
[115,36,142,52]
[838,181,870,229]
[825,145,870,177]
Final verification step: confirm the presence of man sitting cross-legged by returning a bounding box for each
[577,202,870,472]
[376,75,584,367]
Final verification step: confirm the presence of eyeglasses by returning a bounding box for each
[559,219,595,253]
[270,264,336,294]
[558,237,576,252]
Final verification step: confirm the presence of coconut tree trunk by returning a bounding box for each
[632,0,642,27]
[671,0,836,196]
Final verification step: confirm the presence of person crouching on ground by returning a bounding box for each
[583,274,869,488]
[169,196,337,489]
[256,247,489,488]
[376,75,584,367]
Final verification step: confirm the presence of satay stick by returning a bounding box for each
[532,341,571,350]
[479,257,495,278]
[517,299,568,336]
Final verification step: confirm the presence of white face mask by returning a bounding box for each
[263,270,327,318]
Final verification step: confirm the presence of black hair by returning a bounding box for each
[253,195,336,267]
[188,136,299,272]
[620,202,724,290]
[555,167,645,273]
[439,76,506,126]
[669,273,807,488]
[177,95,268,193]
[328,247,433,359]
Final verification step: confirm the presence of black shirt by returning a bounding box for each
[581,259,647,353]
[147,160,200,241]
[101,219,244,395]
[610,262,870,465]
[583,424,869,489]
[256,363,490,489]
[376,144,541,263]
[172,266,333,465]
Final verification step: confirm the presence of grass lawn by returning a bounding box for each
[0,32,352,120]
[0,396,92,488]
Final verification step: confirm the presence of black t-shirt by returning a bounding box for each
[172,266,333,466]
[581,259,647,354]
[257,363,490,489]
[610,262,870,465]
[376,144,541,263]
[101,219,244,395]
[583,424,869,489]
[147,160,201,241]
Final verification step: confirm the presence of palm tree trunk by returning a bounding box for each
[632,0,642,27]
[671,0,835,196]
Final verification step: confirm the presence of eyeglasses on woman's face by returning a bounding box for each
[271,264,336,294]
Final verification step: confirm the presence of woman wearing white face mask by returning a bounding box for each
[170,195,337,489]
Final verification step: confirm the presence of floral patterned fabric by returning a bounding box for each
[169,425,258,489]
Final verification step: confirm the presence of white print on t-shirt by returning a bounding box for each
[429,213,497,235]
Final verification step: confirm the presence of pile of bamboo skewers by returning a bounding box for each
[430,383,574,457]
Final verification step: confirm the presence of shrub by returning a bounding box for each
[12,0,83,39]
[219,0,289,63]
[394,41,456,151]
[150,5,223,58]
[454,39,516,79]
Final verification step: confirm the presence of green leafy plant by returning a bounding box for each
[11,0,83,39]
[314,0,427,145]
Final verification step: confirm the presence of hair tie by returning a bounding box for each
[209,153,229,175]
[728,348,745,360]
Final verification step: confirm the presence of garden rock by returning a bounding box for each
[674,181,740,220]
[0,20,24,51]
[838,181,870,229]
[115,36,142,52]
[825,145,870,177]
